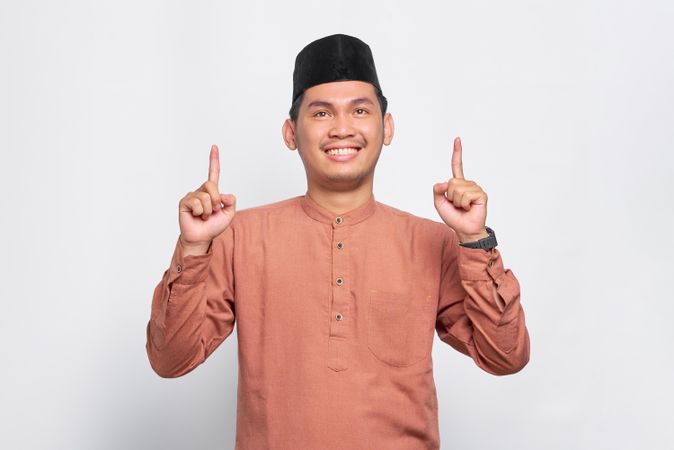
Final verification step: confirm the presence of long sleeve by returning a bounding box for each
[435,227,530,376]
[146,224,236,378]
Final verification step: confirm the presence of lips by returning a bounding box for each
[323,147,362,162]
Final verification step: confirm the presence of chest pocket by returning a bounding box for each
[367,290,436,367]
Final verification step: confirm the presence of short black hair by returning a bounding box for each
[288,84,388,123]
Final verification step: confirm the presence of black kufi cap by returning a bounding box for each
[292,34,385,104]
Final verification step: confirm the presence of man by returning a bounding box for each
[146,33,530,450]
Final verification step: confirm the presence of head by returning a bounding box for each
[282,34,394,192]
[282,80,394,191]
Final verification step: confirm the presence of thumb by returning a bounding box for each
[219,193,236,208]
[433,182,449,197]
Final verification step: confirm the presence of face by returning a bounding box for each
[282,80,394,190]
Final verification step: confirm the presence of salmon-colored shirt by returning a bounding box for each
[146,191,530,450]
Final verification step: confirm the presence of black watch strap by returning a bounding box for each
[458,226,497,251]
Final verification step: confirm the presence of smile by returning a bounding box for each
[324,147,362,161]
[325,147,360,155]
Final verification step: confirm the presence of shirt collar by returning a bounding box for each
[300,190,377,226]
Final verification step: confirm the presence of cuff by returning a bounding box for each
[166,236,213,285]
[457,244,505,282]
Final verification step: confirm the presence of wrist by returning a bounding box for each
[457,228,489,243]
[179,236,212,256]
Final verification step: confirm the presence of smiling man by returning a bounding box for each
[146,33,530,450]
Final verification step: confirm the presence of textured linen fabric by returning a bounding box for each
[146,191,530,450]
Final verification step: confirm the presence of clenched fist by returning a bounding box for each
[178,145,236,253]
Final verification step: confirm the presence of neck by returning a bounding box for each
[305,182,374,215]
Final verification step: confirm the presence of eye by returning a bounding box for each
[313,111,329,118]
[355,108,368,115]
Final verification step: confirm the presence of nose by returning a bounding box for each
[328,113,356,139]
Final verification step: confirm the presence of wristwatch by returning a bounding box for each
[458,226,498,251]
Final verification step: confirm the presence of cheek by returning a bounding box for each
[298,124,327,147]
[361,121,383,141]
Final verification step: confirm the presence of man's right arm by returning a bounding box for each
[145,223,236,378]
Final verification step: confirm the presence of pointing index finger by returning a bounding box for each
[209,144,220,186]
[451,137,464,179]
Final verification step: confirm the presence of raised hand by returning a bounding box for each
[432,137,489,243]
[178,145,237,251]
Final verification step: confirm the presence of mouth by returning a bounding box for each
[324,146,361,154]
[323,146,362,161]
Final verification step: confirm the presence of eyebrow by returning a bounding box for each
[306,97,375,109]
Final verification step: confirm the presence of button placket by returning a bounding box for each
[330,221,349,336]
[327,218,350,371]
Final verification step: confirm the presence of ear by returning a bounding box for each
[383,113,394,146]
[282,119,298,150]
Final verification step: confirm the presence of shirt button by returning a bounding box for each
[335,277,343,286]
[336,242,344,249]
[335,217,343,224]
[176,264,182,272]
[335,313,343,321]
[488,260,494,267]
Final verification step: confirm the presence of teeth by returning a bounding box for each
[326,147,359,155]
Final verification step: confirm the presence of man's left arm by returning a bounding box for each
[431,136,530,375]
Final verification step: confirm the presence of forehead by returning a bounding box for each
[301,80,377,104]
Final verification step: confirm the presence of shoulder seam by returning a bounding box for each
[237,196,301,214]
[377,201,446,227]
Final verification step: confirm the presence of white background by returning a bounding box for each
[1,1,672,449]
